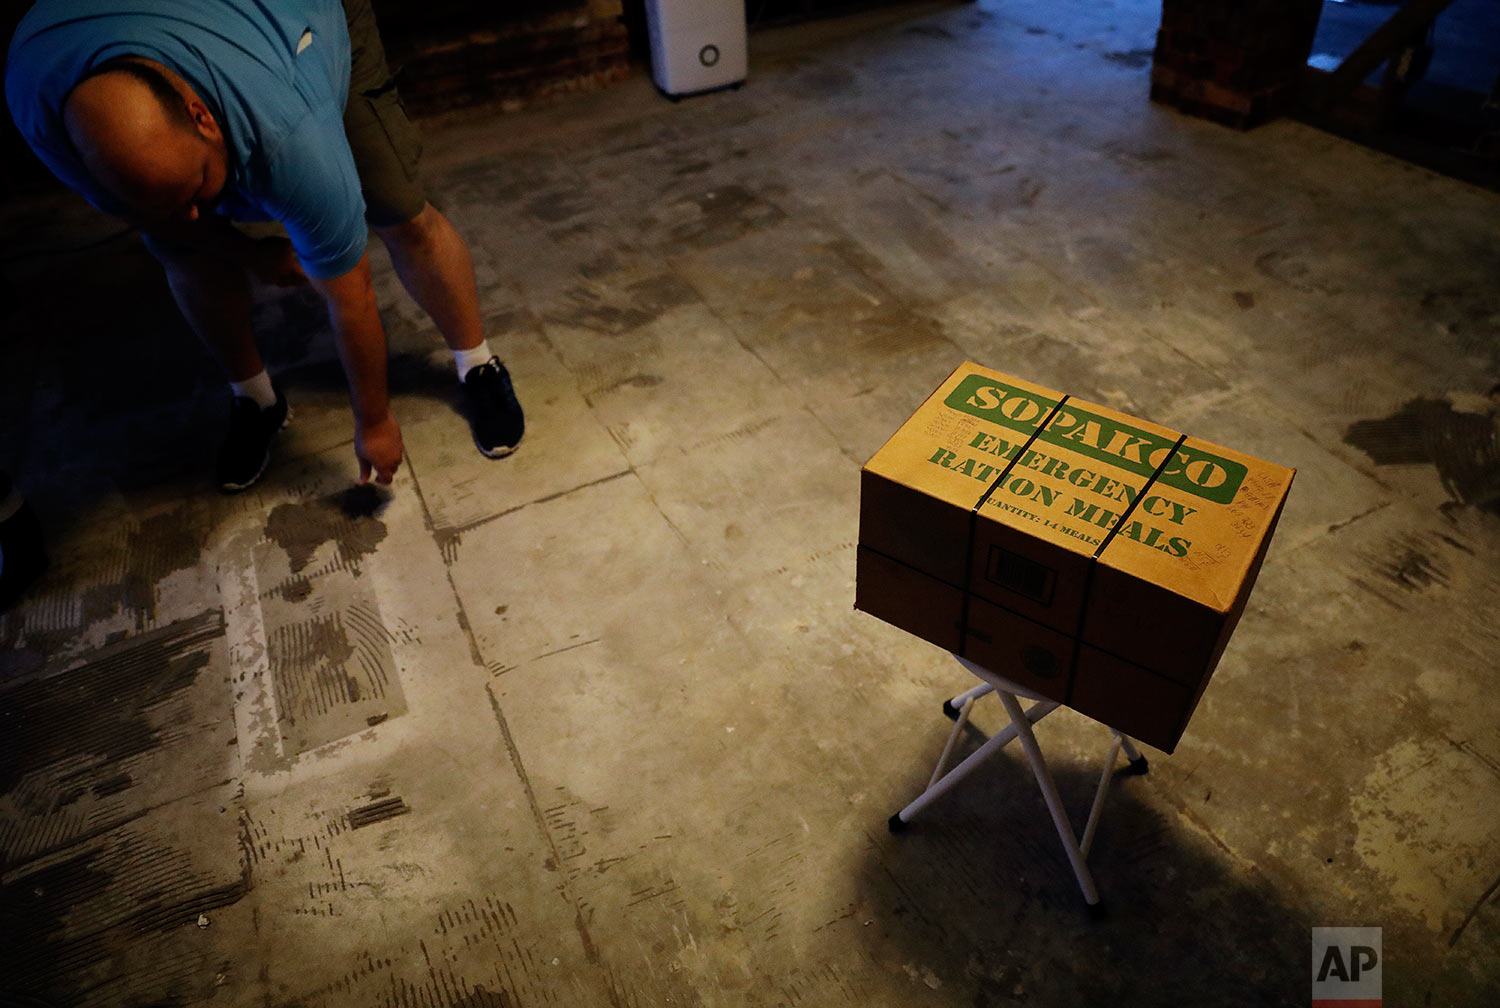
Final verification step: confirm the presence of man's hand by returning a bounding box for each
[354,411,403,485]
[248,236,308,287]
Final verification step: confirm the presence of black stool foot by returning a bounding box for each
[1123,756,1149,776]
[1086,900,1108,921]
[888,812,909,834]
[942,699,961,721]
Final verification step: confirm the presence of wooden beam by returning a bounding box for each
[1323,0,1457,102]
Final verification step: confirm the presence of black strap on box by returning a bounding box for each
[957,395,1071,657]
[1063,432,1189,706]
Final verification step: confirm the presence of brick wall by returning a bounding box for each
[0,1,637,197]
[373,0,634,117]
[1151,0,1324,129]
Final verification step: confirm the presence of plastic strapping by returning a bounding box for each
[956,395,1071,656]
[1063,432,1189,706]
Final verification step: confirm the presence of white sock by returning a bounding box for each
[453,341,494,383]
[231,370,278,410]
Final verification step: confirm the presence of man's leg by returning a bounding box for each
[342,0,523,457]
[376,207,524,457]
[146,235,290,490]
[373,203,483,354]
[151,237,262,380]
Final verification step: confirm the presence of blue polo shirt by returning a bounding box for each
[5,0,368,278]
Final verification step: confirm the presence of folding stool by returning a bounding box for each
[888,655,1150,914]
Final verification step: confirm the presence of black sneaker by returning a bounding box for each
[216,388,291,492]
[463,357,524,458]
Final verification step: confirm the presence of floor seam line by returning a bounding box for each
[407,451,624,1007]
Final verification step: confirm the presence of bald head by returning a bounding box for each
[63,60,227,226]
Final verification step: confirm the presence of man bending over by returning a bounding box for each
[6,0,523,490]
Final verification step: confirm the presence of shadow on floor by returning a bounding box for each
[860,731,1310,1005]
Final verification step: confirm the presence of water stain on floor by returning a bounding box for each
[264,489,389,576]
[1344,396,1500,509]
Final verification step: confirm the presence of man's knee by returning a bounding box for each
[374,201,440,251]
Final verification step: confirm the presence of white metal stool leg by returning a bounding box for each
[889,662,1150,913]
[888,696,1058,830]
[996,690,1101,907]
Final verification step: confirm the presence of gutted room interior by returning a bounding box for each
[1,0,1497,1004]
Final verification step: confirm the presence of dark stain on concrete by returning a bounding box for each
[1,842,246,1000]
[1378,547,1447,591]
[1233,291,1256,310]
[853,305,949,360]
[579,252,622,280]
[94,772,133,797]
[0,610,221,809]
[1418,285,1500,353]
[263,581,407,755]
[550,289,658,335]
[596,373,664,396]
[268,613,360,746]
[265,491,389,575]
[823,237,888,282]
[349,795,410,829]
[792,62,856,99]
[451,986,512,1008]
[989,175,1047,213]
[1103,48,1155,69]
[903,24,954,40]
[627,272,697,315]
[526,187,592,225]
[1344,397,1500,509]
[281,577,313,603]
[1,848,117,970]
[1254,249,1342,296]
[81,503,211,627]
[548,273,696,336]
[669,185,787,250]
[1099,137,1179,168]
[272,612,357,680]
[434,525,462,565]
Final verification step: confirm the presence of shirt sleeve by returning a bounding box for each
[255,105,368,278]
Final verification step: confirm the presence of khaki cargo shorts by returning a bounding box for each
[341,0,426,226]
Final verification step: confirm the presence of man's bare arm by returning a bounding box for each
[307,252,403,485]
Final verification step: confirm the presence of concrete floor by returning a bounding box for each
[2,1,1499,1004]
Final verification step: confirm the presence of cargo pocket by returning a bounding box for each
[344,75,426,226]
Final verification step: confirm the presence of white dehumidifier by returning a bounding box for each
[644,0,747,99]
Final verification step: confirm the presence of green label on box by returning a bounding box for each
[944,374,1246,505]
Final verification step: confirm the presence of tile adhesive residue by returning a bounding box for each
[256,486,407,756]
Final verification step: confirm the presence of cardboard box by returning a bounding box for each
[856,363,1294,752]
